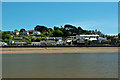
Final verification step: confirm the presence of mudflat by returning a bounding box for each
[1,47,119,54]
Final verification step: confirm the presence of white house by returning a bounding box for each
[45,37,56,40]
[10,31,19,35]
[43,37,62,40]
[31,42,41,46]
[29,36,36,39]
[76,35,99,41]
[0,42,7,46]
[9,40,14,44]
[98,37,107,43]
[14,37,23,40]
[56,40,66,45]
[23,31,29,35]
[56,37,62,40]
[47,41,57,46]
[33,31,41,35]
[15,42,27,46]
[31,41,47,46]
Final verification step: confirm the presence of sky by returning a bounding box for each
[1,0,120,2]
[2,2,118,35]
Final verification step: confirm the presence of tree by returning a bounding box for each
[34,25,48,33]
[35,38,41,42]
[14,29,18,31]
[106,35,114,40]
[20,29,26,32]
[54,26,60,30]
[64,24,77,36]
[48,28,53,32]
[53,30,63,37]
[4,31,10,34]
[31,38,36,42]
[2,33,11,42]
[118,33,120,39]
[77,27,84,34]
[64,24,77,31]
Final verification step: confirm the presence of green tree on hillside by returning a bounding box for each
[14,29,18,31]
[34,25,48,33]
[118,33,120,39]
[53,30,63,37]
[2,33,11,42]
[20,29,26,32]
[36,38,41,42]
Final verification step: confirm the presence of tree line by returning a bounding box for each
[34,24,92,37]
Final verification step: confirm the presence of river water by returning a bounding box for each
[2,53,118,78]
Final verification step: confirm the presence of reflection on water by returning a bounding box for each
[2,53,118,78]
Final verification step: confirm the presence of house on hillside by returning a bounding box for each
[29,36,36,39]
[56,40,66,45]
[47,41,57,46]
[55,37,62,40]
[45,37,56,40]
[31,42,41,46]
[33,31,41,35]
[0,42,7,46]
[101,40,111,46]
[9,40,14,44]
[23,31,29,35]
[15,42,27,46]
[10,31,19,35]
[98,37,107,43]
[31,41,47,46]
[69,36,76,40]
[73,39,90,46]
[76,35,99,41]
[43,37,62,41]
[14,37,23,40]
[66,38,73,45]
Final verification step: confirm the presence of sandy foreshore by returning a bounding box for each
[1,47,119,54]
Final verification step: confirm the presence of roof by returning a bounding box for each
[47,41,56,43]
[12,31,19,32]
[31,42,40,43]
[89,38,97,41]
[77,39,85,43]
[15,42,27,44]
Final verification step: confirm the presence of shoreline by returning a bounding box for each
[1,47,119,54]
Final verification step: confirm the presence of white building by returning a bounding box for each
[47,41,57,46]
[43,37,62,40]
[56,40,66,45]
[56,37,62,40]
[9,40,14,44]
[98,37,107,43]
[23,31,29,35]
[14,37,23,40]
[31,42,41,46]
[10,31,19,35]
[15,42,27,46]
[76,35,99,41]
[0,42,7,46]
[31,41,47,46]
[33,31,41,35]
[45,37,56,40]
